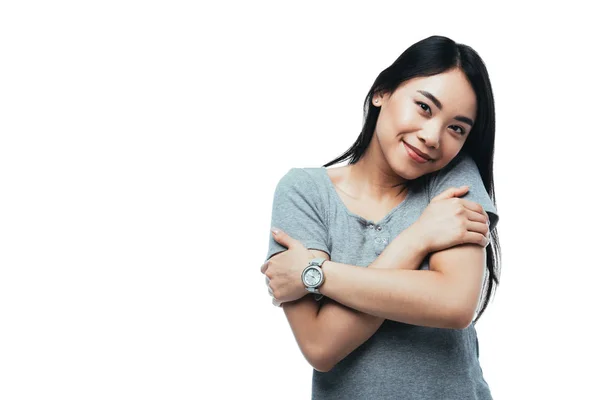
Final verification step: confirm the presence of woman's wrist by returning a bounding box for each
[371,225,429,270]
[402,223,430,257]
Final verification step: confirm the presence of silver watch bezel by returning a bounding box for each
[302,265,324,288]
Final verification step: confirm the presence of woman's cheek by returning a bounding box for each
[394,105,421,130]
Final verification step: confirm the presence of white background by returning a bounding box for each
[1,1,598,399]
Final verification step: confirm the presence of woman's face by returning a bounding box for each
[373,68,477,180]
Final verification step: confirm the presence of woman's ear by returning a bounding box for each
[373,90,390,107]
[373,93,382,107]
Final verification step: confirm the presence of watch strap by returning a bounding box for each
[309,257,327,267]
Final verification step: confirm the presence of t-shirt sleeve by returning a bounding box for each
[264,168,331,263]
[427,153,499,231]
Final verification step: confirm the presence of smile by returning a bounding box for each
[403,141,431,163]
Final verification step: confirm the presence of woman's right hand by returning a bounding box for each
[413,186,490,254]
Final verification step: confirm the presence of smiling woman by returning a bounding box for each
[262,35,501,400]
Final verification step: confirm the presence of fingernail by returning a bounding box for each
[271,227,280,235]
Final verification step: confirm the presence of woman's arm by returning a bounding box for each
[317,239,486,330]
[280,224,428,372]
[275,183,490,371]
[315,225,428,371]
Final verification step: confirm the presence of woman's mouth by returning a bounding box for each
[402,141,430,163]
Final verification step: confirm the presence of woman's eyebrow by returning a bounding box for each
[455,115,474,127]
[417,90,474,127]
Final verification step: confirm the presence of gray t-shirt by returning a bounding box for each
[265,152,499,400]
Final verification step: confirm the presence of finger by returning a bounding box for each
[269,287,281,303]
[271,227,288,246]
[466,209,488,225]
[432,186,469,202]
[466,219,489,237]
[272,298,282,307]
[272,228,299,249]
[463,231,489,247]
[260,261,269,274]
[458,199,488,221]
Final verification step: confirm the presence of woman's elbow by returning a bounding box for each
[305,342,333,373]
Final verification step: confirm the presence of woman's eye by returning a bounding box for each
[415,101,431,115]
[450,125,466,135]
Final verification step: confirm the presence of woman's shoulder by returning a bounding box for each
[274,167,332,200]
[281,166,342,189]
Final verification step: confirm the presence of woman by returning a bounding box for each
[261,35,501,399]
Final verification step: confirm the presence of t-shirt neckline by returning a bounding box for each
[319,166,412,226]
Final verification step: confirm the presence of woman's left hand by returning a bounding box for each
[260,228,314,303]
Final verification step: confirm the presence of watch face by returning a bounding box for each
[304,267,322,286]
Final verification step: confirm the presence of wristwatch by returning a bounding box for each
[302,257,326,301]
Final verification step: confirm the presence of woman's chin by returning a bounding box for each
[395,153,426,176]
[387,162,416,181]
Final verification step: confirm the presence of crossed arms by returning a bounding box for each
[275,224,486,372]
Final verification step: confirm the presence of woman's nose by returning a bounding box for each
[417,126,441,149]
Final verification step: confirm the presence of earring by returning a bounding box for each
[374,99,379,103]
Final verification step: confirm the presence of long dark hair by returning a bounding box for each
[323,35,501,325]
